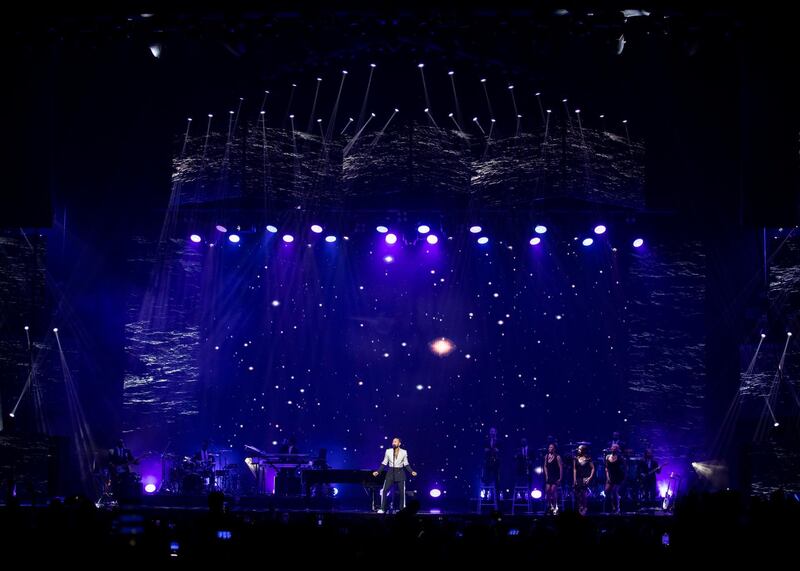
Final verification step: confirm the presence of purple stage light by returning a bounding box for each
[477,236,489,245]
[534,225,547,234]
[325,236,337,243]
[417,225,430,234]
[429,488,442,498]
[216,225,228,233]
[385,233,398,245]
[144,483,157,494]
[282,234,294,243]
[376,226,388,234]
[469,225,482,234]
[311,225,323,234]
[582,238,594,246]
[228,234,240,243]
[530,237,541,246]
[531,489,543,500]
[632,238,644,248]
[426,234,439,245]
[266,225,278,233]
[594,225,607,235]
[383,255,394,263]
[190,234,202,243]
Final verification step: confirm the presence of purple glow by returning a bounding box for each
[376,226,388,234]
[385,233,398,245]
[144,483,157,494]
[477,236,489,245]
[228,234,240,243]
[426,234,439,245]
[311,225,323,234]
[325,235,337,243]
[534,225,547,234]
[531,489,542,499]
[266,225,278,233]
[469,225,482,234]
[582,238,594,247]
[632,238,644,248]
[429,488,442,498]
[529,237,541,246]
[216,225,228,233]
[190,234,202,243]
[417,225,430,234]
[383,255,394,263]
[594,224,607,235]
[282,234,294,243]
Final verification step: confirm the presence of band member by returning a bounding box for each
[109,439,135,475]
[482,427,500,493]
[195,440,215,490]
[514,438,533,489]
[573,445,595,516]
[373,437,417,513]
[279,436,299,455]
[604,444,626,514]
[543,443,563,515]
[637,449,662,506]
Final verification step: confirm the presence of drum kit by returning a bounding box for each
[158,449,239,495]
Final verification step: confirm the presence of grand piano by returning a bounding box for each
[301,469,385,509]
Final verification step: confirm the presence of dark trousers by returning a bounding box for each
[381,471,406,510]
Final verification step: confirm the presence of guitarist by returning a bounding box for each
[637,449,663,506]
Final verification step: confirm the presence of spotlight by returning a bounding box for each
[316,77,322,82]
[266,225,278,233]
[418,63,425,68]
[530,237,541,246]
[383,255,394,263]
[342,70,348,75]
[429,488,442,498]
[534,225,547,234]
[149,43,161,59]
[448,71,454,76]
[370,63,376,68]
[594,225,607,235]
[469,225,483,234]
[426,235,439,245]
[385,233,398,245]
[582,238,594,246]
[788,332,793,337]
[332,487,339,496]
[429,337,455,356]
[480,78,486,83]
[216,225,228,233]
[189,234,202,246]
[508,85,514,90]
[417,225,430,234]
[376,226,388,234]
[310,225,323,234]
[632,238,644,248]
[325,236,337,243]
[761,333,766,338]
[282,235,294,243]
[144,483,157,494]
[53,328,58,333]
[24,326,29,331]
[774,422,780,427]
[531,489,543,500]
[228,234,240,243]
[477,237,489,245]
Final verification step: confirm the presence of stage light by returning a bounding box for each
[271,300,280,307]
[530,237,541,246]
[53,328,58,333]
[582,238,594,246]
[594,225,607,235]
[531,489,543,500]
[761,333,766,338]
[282,235,294,243]
[228,234,240,243]
[426,235,439,245]
[469,225,482,234]
[216,225,228,233]
[149,44,161,59]
[325,236,337,243]
[24,326,29,331]
[144,483,156,494]
[416,384,424,390]
[477,237,489,245]
[774,422,780,427]
[534,225,547,234]
[448,71,454,76]
[508,85,514,90]
[418,63,425,68]
[266,225,278,233]
[332,487,339,496]
[370,63,376,68]
[342,70,348,75]
[383,255,394,263]
[480,78,486,83]
[376,226,388,234]
[385,233,398,245]
[632,238,644,248]
[429,488,442,498]
[417,225,430,234]
[429,337,455,356]
[788,332,793,337]
[311,225,323,234]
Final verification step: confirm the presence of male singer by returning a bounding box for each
[373,437,417,513]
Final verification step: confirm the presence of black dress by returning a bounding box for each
[606,457,625,485]
[545,454,561,485]
[575,457,593,488]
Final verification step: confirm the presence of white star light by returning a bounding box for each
[429,337,456,357]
